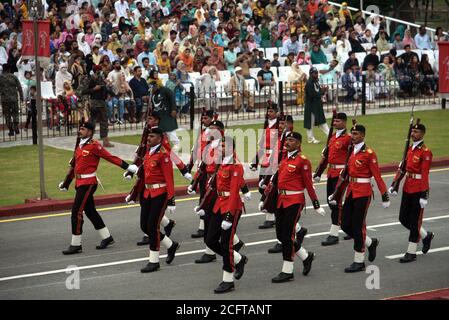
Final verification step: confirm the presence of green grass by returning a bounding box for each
[111,109,449,167]
[0,146,190,207]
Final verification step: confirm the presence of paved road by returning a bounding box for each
[1,169,448,300]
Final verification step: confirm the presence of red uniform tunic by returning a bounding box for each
[212,163,245,215]
[403,142,432,194]
[152,125,188,173]
[142,145,175,199]
[277,151,319,208]
[74,139,125,187]
[259,120,278,168]
[346,144,387,199]
[326,131,352,178]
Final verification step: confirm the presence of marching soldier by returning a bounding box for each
[389,123,434,263]
[314,112,352,246]
[339,125,390,273]
[135,111,192,246]
[59,122,138,254]
[204,135,248,294]
[271,132,325,283]
[139,128,181,273]
[193,120,247,264]
[250,102,279,229]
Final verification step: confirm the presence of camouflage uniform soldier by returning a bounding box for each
[0,64,24,136]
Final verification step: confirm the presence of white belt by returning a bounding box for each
[407,173,422,179]
[278,190,304,195]
[217,191,231,196]
[145,183,167,189]
[77,172,97,179]
[349,177,371,183]
[329,164,345,169]
[265,149,273,155]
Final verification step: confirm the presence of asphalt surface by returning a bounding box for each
[1,169,449,300]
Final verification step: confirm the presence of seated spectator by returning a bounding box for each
[319,59,339,86]
[297,50,312,65]
[360,29,375,44]
[376,31,390,53]
[157,51,171,74]
[129,66,149,122]
[419,54,438,95]
[196,67,218,111]
[341,66,357,103]
[343,51,359,72]
[399,44,420,66]
[287,62,307,105]
[229,66,255,113]
[377,56,398,97]
[285,52,296,66]
[362,46,380,71]
[209,47,226,70]
[310,44,328,65]
[271,53,281,67]
[402,29,417,49]
[348,31,365,53]
[193,47,206,73]
[392,33,405,50]
[414,26,433,50]
[282,33,302,56]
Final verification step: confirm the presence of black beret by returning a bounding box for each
[267,102,278,111]
[286,115,294,123]
[286,132,302,142]
[351,124,366,134]
[210,120,224,130]
[80,121,95,131]
[309,67,318,75]
[201,109,215,118]
[148,127,164,135]
[278,113,286,121]
[413,123,426,132]
[148,111,161,120]
[335,112,347,121]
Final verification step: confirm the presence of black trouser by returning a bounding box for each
[275,203,303,262]
[71,184,105,235]
[327,176,342,226]
[205,210,241,273]
[399,191,424,243]
[341,193,371,253]
[198,173,209,222]
[140,193,168,251]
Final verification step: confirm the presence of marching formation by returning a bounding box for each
[58,98,434,294]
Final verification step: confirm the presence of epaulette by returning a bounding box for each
[423,146,429,152]
[301,155,307,159]
[160,146,167,153]
[367,148,373,154]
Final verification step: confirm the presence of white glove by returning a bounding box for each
[313,175,321,183]
[258,201,267,213]
[187,184,196,195]
[194,205,205,216]
[127,164,138,174]
[328,195,337,206]
[166,205,176,214]
[183,172,193,181]
[388,186,397,196]
[58,181,68,192]
[123,171,133,180]
[419,198,428,208]
[382,201,390,209]
[315,207,326,216]
[221,220,232,230]
[249,164,257,172]
[258,179,266,190]
[243,192,252,202]
[125,194,135,204]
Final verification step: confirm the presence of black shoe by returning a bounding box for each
[164,219,176,237]
[141,262,160,273]
[96,236,115,250]
[234,240,245,252]
[399,253,417,263]
[344,235,352,240]
[136,235,150,246]
[268,242,283,254]
[321,235,339,246]
[302,252,315,276]
[296,227,308,246]
[14,128,20,134]
[422,232,434,254]
[259,220,275,229]
[272,272,294,283]
[368,238,379,262]
[166,241,180,264]
[234,255,248,280]
[214,281,235,294]
[344,262,366,273]
[191,229,205,238]
[62,245,82,255]
[8,129,14,137]
[195,253,217,264]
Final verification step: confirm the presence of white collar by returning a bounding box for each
[412,140,423,150]
[353,142,365,154]
[223,155,233,164]
[336,128,346,138]
[268,118,277,128]
[150,143,161,155]
[288,150,298,158]
[79,137,90,147]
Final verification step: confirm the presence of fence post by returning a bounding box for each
[278,81,283,113]
[442,98,447,109]
[361,73,366,115]
[189,86,195,130]
[31,101,37,145]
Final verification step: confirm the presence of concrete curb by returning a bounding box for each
[1,158,449,217]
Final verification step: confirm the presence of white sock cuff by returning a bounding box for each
[329,224,340,237]
[266,213,275,221]
[161,215,170,227]
[282,260,294,274]
[354,251,365,263]
[161,236,173,249]
[198,219,205,231]
[365,236,372,248]
[98,227,110,240]
[407,242,418,254]
[296,247,308,261]
[223,271,234,283]
[233,234,240,245]
[420,227,428,239]
[233,251,242,264]
[71,235,82,246]
[295,223,301,233]
[205,246,215,255]
[149,250,159,263]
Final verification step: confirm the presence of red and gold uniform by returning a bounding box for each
[399,141,433,243]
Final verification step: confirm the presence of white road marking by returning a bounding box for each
[1,214,448,283]
[385,246,449,259]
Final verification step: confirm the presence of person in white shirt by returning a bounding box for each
[414,26,434,50]
[114,0,130,19]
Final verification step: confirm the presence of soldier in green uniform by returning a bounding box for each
[0,64,24,136]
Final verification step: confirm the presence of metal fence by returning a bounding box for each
[0,77,442,143]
